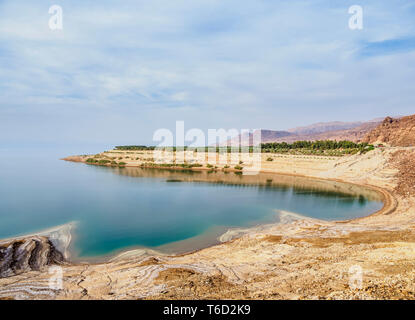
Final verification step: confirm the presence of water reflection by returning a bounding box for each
[100,166,383,202]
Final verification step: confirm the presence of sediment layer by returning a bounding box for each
[0,237,64,278]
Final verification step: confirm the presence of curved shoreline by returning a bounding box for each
[0,163,394,265]
[4,149,415,300]
[247,168,396,220]
[334,182,397,222]
[65,155,396,219]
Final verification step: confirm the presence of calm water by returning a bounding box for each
[0,147,383,260]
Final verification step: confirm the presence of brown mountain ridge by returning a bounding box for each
[220,118,382,146]
[220,114,415,146]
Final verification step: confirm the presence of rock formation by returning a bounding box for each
[363,115,415,147]
[0,237,64,278]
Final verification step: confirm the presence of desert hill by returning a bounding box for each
[363,115,415,147]
[292,121,380,143]
[287,121,369,135]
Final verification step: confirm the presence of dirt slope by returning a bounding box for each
[363,115,415,147]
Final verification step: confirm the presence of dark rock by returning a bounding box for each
[0,237,65,278]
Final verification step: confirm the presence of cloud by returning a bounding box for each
[0,0,415,146]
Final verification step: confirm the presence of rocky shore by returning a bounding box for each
[0,237,64,278]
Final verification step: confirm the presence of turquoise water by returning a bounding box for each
[0,148,383,259]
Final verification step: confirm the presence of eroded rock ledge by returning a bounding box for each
[0,237,64,278]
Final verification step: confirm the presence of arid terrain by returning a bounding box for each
[1,116,415,300]
[1,145,415,300]
[363,115,415,147]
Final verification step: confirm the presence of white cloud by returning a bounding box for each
[0,0,415,145]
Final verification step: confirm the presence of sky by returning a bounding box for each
[0,0,415,148]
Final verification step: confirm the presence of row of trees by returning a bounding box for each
[115,146,156,150]
[115,140,374,153]
[115,146,244,152]
[261,140,372,150]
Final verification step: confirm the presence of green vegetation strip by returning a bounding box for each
[86,158,126,167]
[114,140,375,157]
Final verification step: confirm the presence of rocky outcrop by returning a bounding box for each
[0,237,64,278]
[363,115,415,147]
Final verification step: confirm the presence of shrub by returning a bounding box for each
[234,165,243,170]
[266,157,273,161]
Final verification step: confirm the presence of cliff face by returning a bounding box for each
[363,115,415,147]
[0,237,64,278]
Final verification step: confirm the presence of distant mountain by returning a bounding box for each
[257,130,293,142]
[287,121,381,143]
[218,129,292,146]
[287,118,382,136]
[287,121,365,135]
[363,115,415,147]
[218,118,383,146]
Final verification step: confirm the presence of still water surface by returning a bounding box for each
[0,148,383,259]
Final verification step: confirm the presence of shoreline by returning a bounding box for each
[64,154,395,217]
[0,222,75,261]
[0,161,393,265]
[3,148,415,299]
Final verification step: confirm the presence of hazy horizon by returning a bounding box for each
[1,1,415,147]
